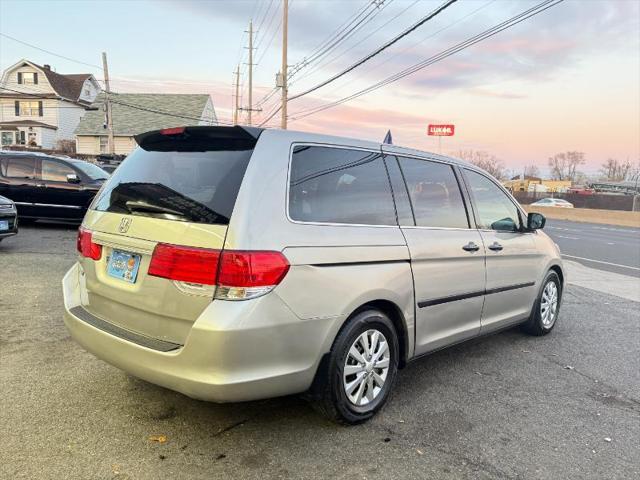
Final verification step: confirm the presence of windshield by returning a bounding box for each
[91,147,253,225]
[74,161,109,180]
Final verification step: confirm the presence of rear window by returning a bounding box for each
[91,148,253,225]
[288,145,396,226]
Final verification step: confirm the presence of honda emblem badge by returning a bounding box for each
[118,217,132,233]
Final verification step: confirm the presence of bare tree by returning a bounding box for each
[547,151,586,181]
[523,164,540,179]
[56,139,76,154]
[600,158,633,181]
[454,149,505,179]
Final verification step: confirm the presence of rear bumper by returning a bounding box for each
[62,263,339,402]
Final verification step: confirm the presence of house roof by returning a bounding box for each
[1,60,95,104]
[75,93,213,136]
[30,62,92,104]
[0,120,57,130]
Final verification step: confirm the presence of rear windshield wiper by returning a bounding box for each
[124,200,188,219]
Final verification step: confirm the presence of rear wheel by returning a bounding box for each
[522,271,562,336]
[311,309,399,425]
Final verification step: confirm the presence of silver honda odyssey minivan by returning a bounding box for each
[62,126,564,424]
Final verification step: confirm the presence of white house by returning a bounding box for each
[75,93,217,155]
[0,59,101,149]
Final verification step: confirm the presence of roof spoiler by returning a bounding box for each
[135,126,264,152]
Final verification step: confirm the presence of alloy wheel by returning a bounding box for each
[540,280,559,328]
[343,329,390,407]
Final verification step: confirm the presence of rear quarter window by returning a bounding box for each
[288,145,396,226]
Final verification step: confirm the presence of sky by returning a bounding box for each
[0,0,638,175]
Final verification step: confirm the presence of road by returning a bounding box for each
[545,220,640,277]
[1,224,639,479]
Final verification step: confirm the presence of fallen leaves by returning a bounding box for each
[148,434,168,444]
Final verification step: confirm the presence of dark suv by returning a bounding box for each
[0,152,108,222]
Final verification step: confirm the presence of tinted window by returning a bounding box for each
[289,146,396,225]
[397,157,468,229]
[4,157,35,178]
[384,156,414,225]
[73,161,109,180]
[42,159,75,182]
[465,169,521,231]
[92,147,253,225]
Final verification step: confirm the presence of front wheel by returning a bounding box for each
[311,309,399,424]
[522,271,562,336]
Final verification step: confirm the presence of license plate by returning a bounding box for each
[107,250,141,283]
[0,220,8,231]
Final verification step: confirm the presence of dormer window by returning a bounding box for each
[17,72,38,85]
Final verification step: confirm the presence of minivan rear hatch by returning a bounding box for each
[78,126,262,344]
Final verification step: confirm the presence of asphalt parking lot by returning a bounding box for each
[1,224,639,480]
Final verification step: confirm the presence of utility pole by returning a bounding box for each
[247,20,254,126]
[233,65,240,125]
[238,21,261,124]
[281,0,288,129]
[101,52,115,155]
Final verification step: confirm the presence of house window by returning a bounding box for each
[18,101,41,116]
[99,136,109,153]
[1,132,14,146]
[18,72,38,85]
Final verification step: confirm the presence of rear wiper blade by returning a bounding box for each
[124,200,186,217]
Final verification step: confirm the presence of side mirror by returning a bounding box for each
[527,212,546,230]
[66,173,81,184]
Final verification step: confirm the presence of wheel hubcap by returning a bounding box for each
[540,280,559,328]
[343,329,390,407]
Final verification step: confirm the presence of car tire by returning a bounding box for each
[522,271,562,336]
[310,309,399,425]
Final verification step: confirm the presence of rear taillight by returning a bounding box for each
[216,251,290,300]
[148,243,289,300]
[148,244,220,285]
[77,227,102,260]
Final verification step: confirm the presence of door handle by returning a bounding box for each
[35,184,46,188]
[488,242,503,251]
[462,241,480,252]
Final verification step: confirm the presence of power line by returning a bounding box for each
[288,0,565,122]
[0,33,103,70]
[320,0,496,99]
[288,0,396,87]
[288,0,376,79]
[293,0,420,88]
[289,0,458,101]
[289,0,392,85]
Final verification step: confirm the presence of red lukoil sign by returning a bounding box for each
[428,124,455,136]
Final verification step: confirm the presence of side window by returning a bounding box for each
[289,146,396,225]
[465,169,521,231]
[5,157,36,179]
[383,156,414,225]
[397,157,469,229]
[41,160,76,182]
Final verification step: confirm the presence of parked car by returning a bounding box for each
[530,198,574,208]
[0,194,18,241]
[0,151,109,222]
[62,126,564,424]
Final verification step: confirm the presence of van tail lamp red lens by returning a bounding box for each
[160,127,186,136]
[148,244,220,285]
[148,244,289,300]
[215,251,290,300]
[77,227,102,260]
